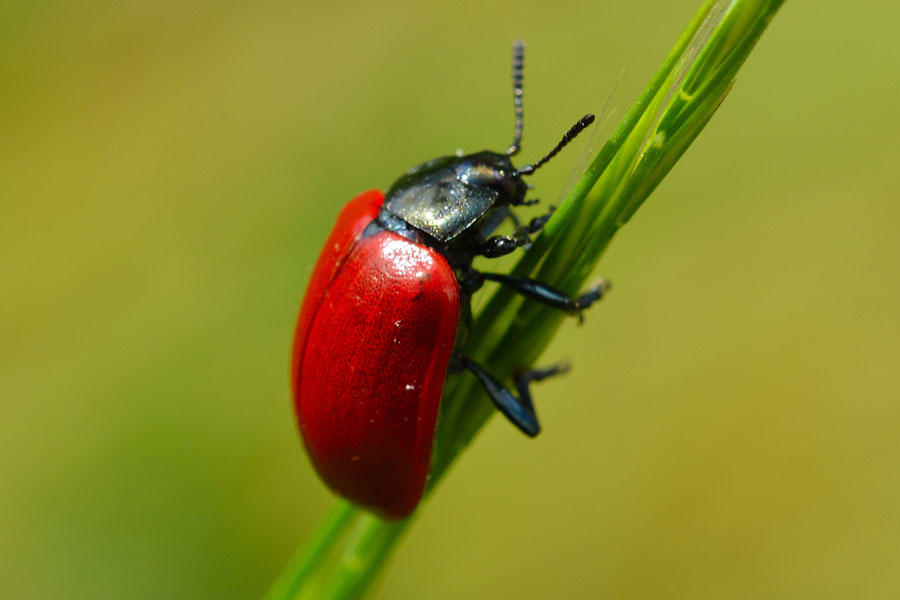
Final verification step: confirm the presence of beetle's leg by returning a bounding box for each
[480,230,532,258]
[505,209,522,229]
[476,272,611,322]
[479,205,558,258]
[457,356,569,437]
[524,205,555,234]
[478,206,513,239]
[456,270,486,298]
[501,202,554,233]
[512,362,571,425]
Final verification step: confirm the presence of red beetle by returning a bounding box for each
[292,42,609,519]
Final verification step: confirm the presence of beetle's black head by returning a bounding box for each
[382,40,594,244]
[453,151,528,204]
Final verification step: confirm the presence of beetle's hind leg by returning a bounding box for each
[456,356,570,437]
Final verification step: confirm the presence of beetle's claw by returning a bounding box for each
[573,277,612,323]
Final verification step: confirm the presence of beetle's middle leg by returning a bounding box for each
[471,271,610,322]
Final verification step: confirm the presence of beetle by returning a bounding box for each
[291,41,609,519]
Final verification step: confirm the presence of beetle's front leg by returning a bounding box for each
[500,203,556,236]
[480,229,532,258]
[479,206,556,258]
[475,271,611,322]
[451,354,570,437]
[522,204,555,234]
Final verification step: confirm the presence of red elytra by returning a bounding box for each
[291,190,461,519]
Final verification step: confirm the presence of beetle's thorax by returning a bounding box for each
[381,151,526,245]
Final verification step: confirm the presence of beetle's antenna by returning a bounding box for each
[506,40,525,156]
[516,114,595,176]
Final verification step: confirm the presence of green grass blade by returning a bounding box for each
[265,1,786,598]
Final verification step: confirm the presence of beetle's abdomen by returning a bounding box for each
[293,216,460,519]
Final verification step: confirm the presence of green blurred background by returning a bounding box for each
[2,1,899,598]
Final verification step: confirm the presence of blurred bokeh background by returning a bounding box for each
[2,1,899,598]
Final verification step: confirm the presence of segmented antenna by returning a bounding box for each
[516,114,595,176]
[506,40,525,156]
